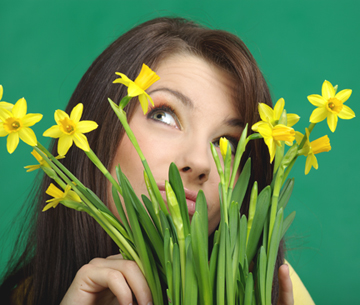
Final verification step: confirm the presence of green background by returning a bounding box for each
[1,0,359,303]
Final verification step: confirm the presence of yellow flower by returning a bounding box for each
[43,103,98,156]
[219,137,228,160]
[253,122,295,163]
[113,63,160,114]
[24,149,64,172]
[252,98,300,131]
[0,85,14,112]
[308,80,355,132]
[295,128,331,175]
[0,97,42,154]
[43,183,81,211]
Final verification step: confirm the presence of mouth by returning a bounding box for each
[156,183,198,216]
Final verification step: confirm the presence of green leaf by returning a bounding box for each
[141,194,162,236]
[172,243,181,305]
[265,208,283,304]
[191,212,212,305]
[281,211,296,240]
[112,184,133,241]
[244,273,254,305]
[246,186,271,263]
[229,201,239,255]
[278,178,295,211]
[118,167,163,305]
[230,158,251,212]
[184,235,198,305]
[239,215,247,268]
[169,162,191,237]
[225,224,235,305]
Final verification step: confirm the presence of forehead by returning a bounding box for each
[150,54,239,114]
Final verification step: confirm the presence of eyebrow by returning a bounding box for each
[148,87,194,108]
[148,87,244,128]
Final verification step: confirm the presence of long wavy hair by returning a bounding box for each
[0,17,283,304]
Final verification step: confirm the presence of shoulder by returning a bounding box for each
[285,260,315,305]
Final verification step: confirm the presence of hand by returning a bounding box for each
[60,254,152,305]
[277,264,294,305]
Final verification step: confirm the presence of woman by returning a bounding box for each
[1,17,306,304]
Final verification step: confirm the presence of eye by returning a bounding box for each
[212,136,238,155]
[147,105,180,128]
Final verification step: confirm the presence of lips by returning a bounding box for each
[156,183,198,216]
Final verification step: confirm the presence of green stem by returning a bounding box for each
[85,149,122,196]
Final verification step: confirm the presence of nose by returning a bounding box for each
[176,139,212,185]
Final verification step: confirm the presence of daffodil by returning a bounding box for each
[43,183,82,211]
[252,98,300,131]
[0,85,14,111]
[24,149,64,172]
[43,103,98,156]
[219,137,228,160]
[113,63,160,114]
[0,97,42,154]
[253,122,295,163]
[295,128,331,175]
[308,80,355,132]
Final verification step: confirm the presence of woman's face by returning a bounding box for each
[110,55,243,235]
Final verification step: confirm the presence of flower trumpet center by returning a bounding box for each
[326,98,343,114]
[4,117,22,133]
[59,118,76,135]
[311,135,331,154]
[272,125,295,142]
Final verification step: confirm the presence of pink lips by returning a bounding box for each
[157,183,198,216]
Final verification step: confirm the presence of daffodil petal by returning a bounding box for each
[55,109,69,123]
[19,128,37,146]
[58,135,73,155]
[7,132,19,154]
[287,114,300,127]
[335,89,352,103]
[70,103,83,123]
[0,124,8,136]
[73,132,90,151]
[258,103,274,123]
[128,82,144,97]
[327,112,338,132]
[0,102,14,112]
[76,120,98,133]
[322,80,335,99]
[31,149,43,162]
[251,121,262,132]
[22,113,43,127]
[258,123,272,138]
[68,190,82,202]
[310,107,327,123]
[0,85,3,100]
[24,164,41,172]
[46,183,64,198]
[134,64,160,90]
[274,98,285,120]
[43,125,63,138]
[338,104,355,120]
[0,108,12,121]
[307,94,326,107]
[295,131,304,145]
[113,73,132,85]
[12,98,27,117]
[138,94,150,114]
[42,201,59,212]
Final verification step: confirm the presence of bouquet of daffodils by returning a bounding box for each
[0,65,355,305]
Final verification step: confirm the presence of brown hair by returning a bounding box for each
[0,17,283,304]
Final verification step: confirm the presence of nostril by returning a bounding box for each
[199,173,206,180]
[182,166,191,172]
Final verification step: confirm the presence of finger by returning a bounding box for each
[90,258,152,305]
[73,264,133,305]
[277,264,294,305]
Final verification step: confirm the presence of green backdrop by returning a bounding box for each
[1,0,359,303]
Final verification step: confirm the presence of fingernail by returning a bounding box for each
[147,302,153,305]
